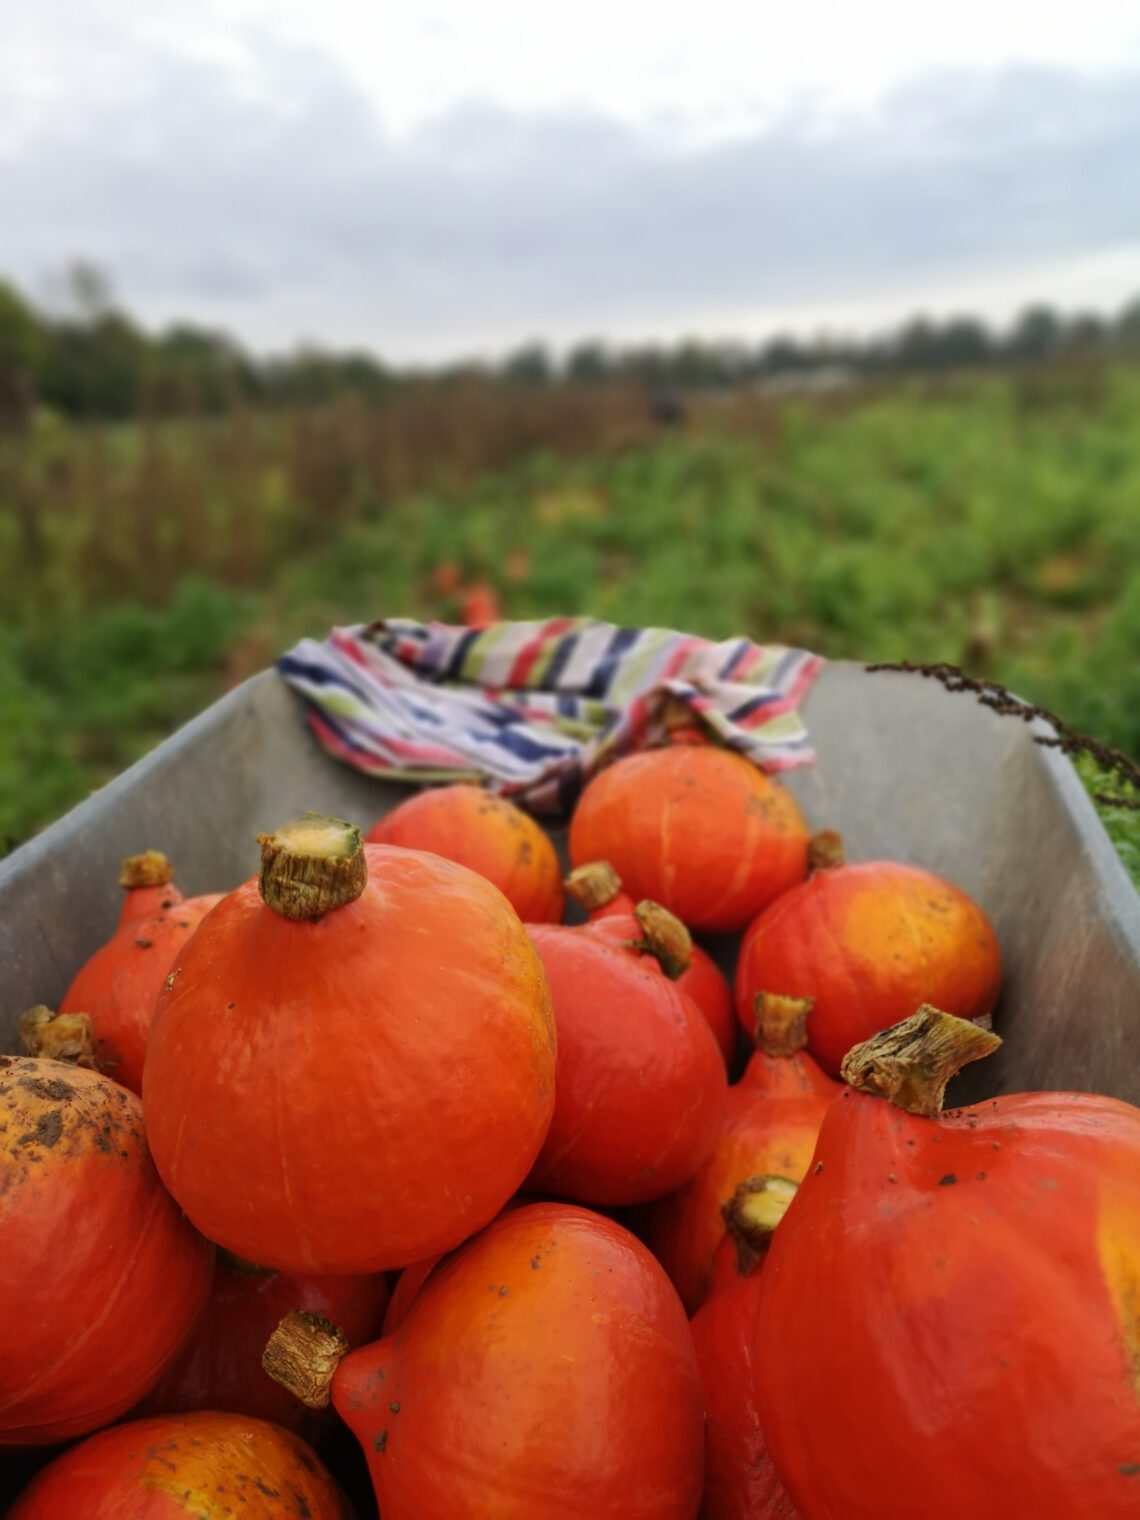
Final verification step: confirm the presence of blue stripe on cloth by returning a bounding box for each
[718,638,751,679]
[277,654,373,705]
[726,690,779,723]
[583,625,640,698]
[540,631,579,690]
[441,627,480,682]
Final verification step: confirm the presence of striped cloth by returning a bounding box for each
[278,618,824,813]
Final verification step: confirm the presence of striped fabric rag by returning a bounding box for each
[277,618,824,813]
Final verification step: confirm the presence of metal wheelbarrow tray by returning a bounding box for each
[2,661,1138,1105]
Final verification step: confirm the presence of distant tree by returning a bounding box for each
[1116,297,1140,351]
[1063,313,1107,351]
[936,318,992,368]
[0,280,43,427]
[566,341,610,384]
[501,342,552,385]
[758,336,807,375]
[1008,305,1062,362]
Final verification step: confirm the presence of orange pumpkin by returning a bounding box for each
[526,923,726,1205]
[567,861,737,1066]
[569,746,808,932]
[54,850,221,1093]
[143,815,556,1273]
[0,1056,213,1446]
[264,1202,706,1519]
[736,843,1001,1076]
[6,1412,349,1518]
[367,784,563,922]
[690,1178,801,1520]
[644,997,839,1313]
[754,1009,1140,1519]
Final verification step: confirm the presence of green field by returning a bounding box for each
[2,365,1138,880]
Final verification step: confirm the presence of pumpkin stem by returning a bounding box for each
[754,992,814,1057]
[808,830,845,871]
[18,1007,99,1069]
[257,814,367,920]
[840,1005,1002,1117]
[119,850,175,889]
[564,861,623,913]
[263,1310,350,1408]
[628,901,692,979]
[721,1174,799,1274]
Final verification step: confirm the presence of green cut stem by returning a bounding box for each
[257,814,367,920]
[840,1004,1002,1117]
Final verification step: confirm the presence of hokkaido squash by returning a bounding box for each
[368,783,563,922]
[690,1178,800,1520]
[754,1008,1140,1520]
[526,923,726,1204]
[0,1056,213,1445]
[569,745,809,932]
[644,995,839,1312]
[143,815,556,1273]
[52,850,221,1093]
[735,836,1001,1075]
[264,1202,706,1519]
[137,1252,390,1438]
[566,860,737,1065]
[6,1411,350,1518]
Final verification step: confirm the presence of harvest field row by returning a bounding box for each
[2,362,1138,877]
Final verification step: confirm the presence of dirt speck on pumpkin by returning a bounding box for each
[19,1076,75,1102]
[18,1109,64,1149]
[939,1174,958,1186]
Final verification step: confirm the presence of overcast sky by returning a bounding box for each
[5,1,1140,360]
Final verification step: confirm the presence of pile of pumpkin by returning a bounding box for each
[3,741,1139,1518]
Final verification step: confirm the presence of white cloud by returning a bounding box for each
[2,4,1139,357]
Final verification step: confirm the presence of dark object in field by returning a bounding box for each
[650,390,686,425]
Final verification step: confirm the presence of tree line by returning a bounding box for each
[2,263,1139,424]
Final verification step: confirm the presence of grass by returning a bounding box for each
[2,364,1138,883]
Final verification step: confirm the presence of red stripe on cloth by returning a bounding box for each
[658,636,704,683]
[383,734,470,766]
[308,711,390,772]
[506,617,576,688]
[330,629,373,669]
[731,655,825,729]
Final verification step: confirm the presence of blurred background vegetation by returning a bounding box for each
[2,266,1138,881]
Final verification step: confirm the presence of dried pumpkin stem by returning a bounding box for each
[840,1004,1002,1117]
[564,861,623,913]
[808,830,845,871]
[119,850,175,889]
[18,1008,99,1069]
[630,901,692,979]
[721,1174,799,1274]
[263,1310,350,1408]
[754,992,814,1057]
[257,814,367,920]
